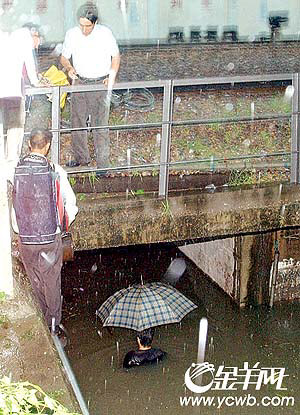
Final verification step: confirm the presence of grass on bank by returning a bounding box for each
[0,376,80,415]
[25,89,292,187]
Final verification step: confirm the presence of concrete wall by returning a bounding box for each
[179,238,236,298]
[179,231,300,306]
[179,233,276,307]
[273,231,300,303]
[275,260,300,302]
[71,183,300,251]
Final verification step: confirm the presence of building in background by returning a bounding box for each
[0,0,299,45]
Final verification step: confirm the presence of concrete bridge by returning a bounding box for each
[72,181,300,307]
[2,176,300,305]
[73,181,300,250]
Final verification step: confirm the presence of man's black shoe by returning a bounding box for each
[66,160,91,168]
[53,325,68,348]
[96,170,108,177]
[66,160,80,168]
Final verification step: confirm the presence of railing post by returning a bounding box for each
[291,73,300,184]
[51,86,60,164]
[0,107,4,161]
[159,80,173,197]
[0,175,13,296]
[0,106,13,296]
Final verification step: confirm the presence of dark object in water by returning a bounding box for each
[123,348,166,369]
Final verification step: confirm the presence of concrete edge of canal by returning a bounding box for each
[72,182,300,251]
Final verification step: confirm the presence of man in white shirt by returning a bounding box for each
[0,24,40,167]
[60,2,120,170]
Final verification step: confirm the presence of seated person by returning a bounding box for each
[123,328,166,369]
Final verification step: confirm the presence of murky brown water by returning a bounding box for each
[61,243,300,415]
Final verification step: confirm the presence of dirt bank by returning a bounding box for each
[0,247,80,413]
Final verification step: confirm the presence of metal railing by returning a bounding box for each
[26,72,299,197]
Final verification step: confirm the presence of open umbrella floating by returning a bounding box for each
[96,282,197,331]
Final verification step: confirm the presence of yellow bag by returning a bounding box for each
[42,65,69,109]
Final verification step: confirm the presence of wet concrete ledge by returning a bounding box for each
[72,182,300,250]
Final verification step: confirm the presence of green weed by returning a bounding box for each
[259,130,273,149]
[77,193,86,201]
[161,199,174,221]
[109,113,126,126]
[145,112,162,123]
[131,170,143,178]
[130,189,145,197]
[228,169,257,186]
[0,315,9,329]
[69,177,76,188]
[209,123,222,132]
[21,329,36,341]
[267,96,292,114]
[48,389,65,401]
[0,376,80,414]
[88,172,99,188]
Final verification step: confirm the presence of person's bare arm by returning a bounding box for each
[111,54,120,76]
[104,54,121,86]
[60,55,77,80]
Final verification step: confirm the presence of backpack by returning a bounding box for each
[13,154,60,244]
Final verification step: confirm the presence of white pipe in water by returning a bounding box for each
[269,248,280,308]
[197,317,208,365]
[195,317,208,387]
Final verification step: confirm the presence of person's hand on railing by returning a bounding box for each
[36,74,52,87]
[25,78,50,93]
[104,69,117,90]
[66,66,78,81]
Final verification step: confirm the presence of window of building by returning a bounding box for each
[36,0,48,14]
[2,0,13,11]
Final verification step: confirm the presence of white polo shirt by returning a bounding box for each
[0,28,39,98]
[61,24,119,79]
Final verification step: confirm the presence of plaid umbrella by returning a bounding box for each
[96,282,197,331]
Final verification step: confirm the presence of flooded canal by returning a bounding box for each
[61,242,300,414]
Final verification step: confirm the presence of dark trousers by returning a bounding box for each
[0,97,25,163]
[0,97,25,129]
[71,79,110,168]
[19,234,63,328]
